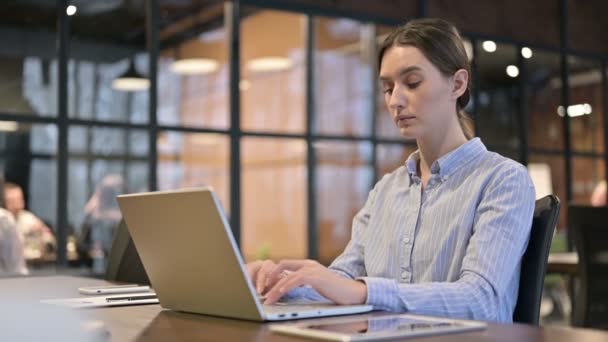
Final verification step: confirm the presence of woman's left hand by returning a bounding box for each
[261,259,367,305]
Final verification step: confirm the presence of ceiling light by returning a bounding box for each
[247,57,293,72]
[112,60,149,91]
[521,47,533,59]
[506,65,519,78]
[0,121,18,132]
[170,58,219,75]
[66,5,77,16]
[557,103,592,117]
[482,40,497,53]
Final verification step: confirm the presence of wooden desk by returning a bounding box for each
[547,252,579,275]
[1,276,607,341]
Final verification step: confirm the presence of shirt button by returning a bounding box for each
[403,237,411,244]
[401,271,409,279]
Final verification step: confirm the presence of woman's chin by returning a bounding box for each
[398,127,418,140]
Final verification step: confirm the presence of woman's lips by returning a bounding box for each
[396,115,415,125]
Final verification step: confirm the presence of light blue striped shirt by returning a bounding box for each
[289,138,536,323]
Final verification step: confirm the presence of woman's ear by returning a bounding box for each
[451,69,469,100]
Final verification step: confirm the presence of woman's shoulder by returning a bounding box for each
[478,151,533,187]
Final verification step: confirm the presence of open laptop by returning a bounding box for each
[116,187,373,321]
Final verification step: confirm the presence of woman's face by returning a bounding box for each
[379,45,459,140]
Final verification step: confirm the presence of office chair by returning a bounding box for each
[570,205,608,329]
[513,195,560,325]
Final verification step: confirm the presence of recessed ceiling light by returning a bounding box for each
[170,58,219,75]
[482,40,497,53]
[247,57,293,72]
[521,47,533,59]
[506,65,519,78]
[66,5,77,16]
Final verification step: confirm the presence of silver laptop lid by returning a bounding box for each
[117,187,266,321]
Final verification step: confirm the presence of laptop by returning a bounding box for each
[116,187,373,321]
[105,220,151,286]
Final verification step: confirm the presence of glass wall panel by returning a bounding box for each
[315,17,373,137]
[476,42,520,148]
[241,137,307,261]
[241,9,305,133]
[68,126,149,274]
[157,131,230,212]
[526,50,563,150]
[568,57,604,154]
[158,13,228,129]
[69,1,149,123]
[571,156,605,206]
[316,141,373,264]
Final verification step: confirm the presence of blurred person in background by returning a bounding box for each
[77,175,123,274]
[0,177,27,275]
[4,182,56,260]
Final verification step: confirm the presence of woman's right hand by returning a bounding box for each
[245,260,278,294]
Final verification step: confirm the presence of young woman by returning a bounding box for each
[247,18,535,323]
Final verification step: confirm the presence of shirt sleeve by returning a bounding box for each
[358,164,535,322]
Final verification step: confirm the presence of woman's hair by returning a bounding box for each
[378,18,474,139]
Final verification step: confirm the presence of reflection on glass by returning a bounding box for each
[376,143,416,179]
[158,25,228,128]
[315,17,373,137]
[568,56,603,153]
[476,42,520,148]
[572,157,604,206]
[241,10,305,133]
[316,141,373,264]
[241,138,307,261]
[526,50,563,150]
[528,154,566,231]
[157,131,229,212]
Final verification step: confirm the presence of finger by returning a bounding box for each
[256,260,276,294]
[264,272,307,305]
[245,260,263,282]
[266,259,313,284]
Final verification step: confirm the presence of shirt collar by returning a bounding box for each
[405,138,487,182]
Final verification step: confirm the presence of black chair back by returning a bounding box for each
[513,195,560,325]
[570,205,608,329]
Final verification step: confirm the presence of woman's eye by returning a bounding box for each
[408,82,421,89]
[383,88,393,94]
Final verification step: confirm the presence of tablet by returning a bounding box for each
[269,314,487,341]
[78,284,151,295]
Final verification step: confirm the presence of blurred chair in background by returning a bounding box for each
[570,205,608,330]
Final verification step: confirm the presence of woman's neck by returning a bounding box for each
[417,123,469,177]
